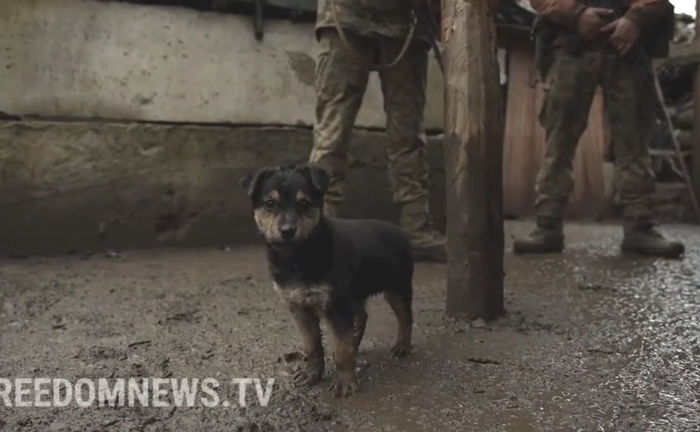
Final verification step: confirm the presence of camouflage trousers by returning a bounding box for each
[536,47,656,222]
[309,28,430,206]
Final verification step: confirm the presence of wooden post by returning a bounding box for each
[694,0,700,205]
[443,0,505,320]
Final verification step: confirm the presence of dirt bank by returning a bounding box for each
[1,221,698,431]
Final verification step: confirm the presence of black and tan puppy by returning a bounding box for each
[240,163,414,397]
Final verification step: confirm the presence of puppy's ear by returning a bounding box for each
[240,167,274,200]
[304,164,330,196]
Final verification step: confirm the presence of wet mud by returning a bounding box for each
[0,221,698,431]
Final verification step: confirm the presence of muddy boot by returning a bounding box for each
[513,217,564,254]
[621,220,685,259]
[400,200,446,262]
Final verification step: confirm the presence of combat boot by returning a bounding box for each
[621,220,684,259]
[399,199,447,262]
[513,217,564,254]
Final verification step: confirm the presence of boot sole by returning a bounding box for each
[513,246,564,255]
[620,243,684,259]
[513,241,564,255]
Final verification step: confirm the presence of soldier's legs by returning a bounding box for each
[377,38,429,207]
[535,49,601,220]
[515,49,601,254]
[310,29,371,215]
[377,38,445,261]
[600,51,684,258]
[600,52,655,222]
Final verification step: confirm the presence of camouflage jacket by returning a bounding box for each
[316,0,416,39]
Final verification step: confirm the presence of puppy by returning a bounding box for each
[240,163,414,397]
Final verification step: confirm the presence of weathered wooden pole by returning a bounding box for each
[443,0,505,320]
[694,0,700,205]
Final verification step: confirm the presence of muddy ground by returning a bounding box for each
[1,221,698,431]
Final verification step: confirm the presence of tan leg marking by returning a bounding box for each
[290,306,324,386]
[328,322,358,397]
[384,291,413,357]
[353,304,368,353]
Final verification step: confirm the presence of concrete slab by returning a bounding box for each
[0,120,445,256]
[0,0,444,129]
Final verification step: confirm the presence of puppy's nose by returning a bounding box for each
[280,226,296,240]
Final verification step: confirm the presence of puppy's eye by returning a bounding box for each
[263,200,275,210]
[299,199,311,208]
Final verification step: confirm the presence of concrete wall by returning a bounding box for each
[0,121,445,256]
[0,0,444,128]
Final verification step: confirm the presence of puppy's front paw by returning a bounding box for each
[292,366,323,386]
[328,372,358,397]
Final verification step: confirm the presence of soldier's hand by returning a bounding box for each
[576,7,613,40]
[602,17,641,55]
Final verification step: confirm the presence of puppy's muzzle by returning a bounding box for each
[280,225,297,241]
